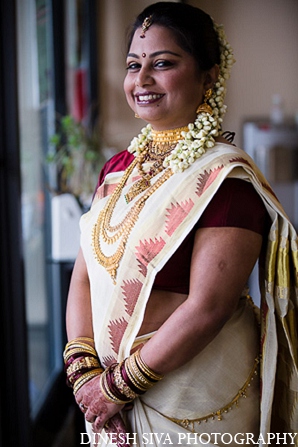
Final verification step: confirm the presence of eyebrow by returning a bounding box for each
[127,50,181,59]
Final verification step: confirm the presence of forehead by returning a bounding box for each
[128,24,184,55]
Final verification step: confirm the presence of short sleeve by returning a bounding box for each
[93,150,134,194]
[197,178,268,235]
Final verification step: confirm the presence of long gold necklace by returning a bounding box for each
[92,126,187,283]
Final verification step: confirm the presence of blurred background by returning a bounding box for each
[1,0,297,446]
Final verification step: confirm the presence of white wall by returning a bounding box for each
[98,0,298,151]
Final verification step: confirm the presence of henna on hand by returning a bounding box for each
[75,375,125,430]
[94,413,130,447]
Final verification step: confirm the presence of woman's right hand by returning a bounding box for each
[75,374,125,432]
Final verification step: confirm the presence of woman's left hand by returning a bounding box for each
[75,375,125,434]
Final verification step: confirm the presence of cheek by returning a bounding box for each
[123,77,135,109]
[123,77,130,97]
[180,75,203,103]
[170,79,196,104]
[166,71,199,99]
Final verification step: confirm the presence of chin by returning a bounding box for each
[136,107,163,121]
[138,114,168,128]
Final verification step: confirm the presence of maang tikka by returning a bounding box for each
[140,15,153,38]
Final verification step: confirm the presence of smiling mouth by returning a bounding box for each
[135,93,164,104]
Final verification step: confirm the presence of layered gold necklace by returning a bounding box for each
[92,126,188,283]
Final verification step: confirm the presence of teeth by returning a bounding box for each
[138,94,162,101]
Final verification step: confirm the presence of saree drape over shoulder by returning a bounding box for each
[80,143,298,446]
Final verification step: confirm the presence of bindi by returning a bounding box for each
[142,53,146,58]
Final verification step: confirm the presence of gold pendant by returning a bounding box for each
[124,177,150,203]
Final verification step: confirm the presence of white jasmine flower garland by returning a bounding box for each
[128,22,235,174]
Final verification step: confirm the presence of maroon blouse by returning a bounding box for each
[95,150,268,294]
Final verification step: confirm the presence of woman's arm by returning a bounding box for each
[66,248,94,341]
[140,226,262,374]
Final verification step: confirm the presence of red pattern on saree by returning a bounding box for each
[121,278,143,316]
[164,199,194,237]
[196,166,223,197]
[108,317,128,354]
[229,156,252,168]
[135,238,166,276]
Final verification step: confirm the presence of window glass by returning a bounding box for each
[17,0,60,417]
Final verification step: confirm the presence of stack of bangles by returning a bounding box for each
[63,337,104,395]
[63,337,164,404]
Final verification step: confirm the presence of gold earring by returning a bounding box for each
[135,113,140,119]
[196,88,213,115]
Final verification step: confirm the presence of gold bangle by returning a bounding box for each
[124,357,149,392]
[129,352,154,389]
[64,343,97,354]
[100,369,132,405]
[65,339,94,350]
[64,341,97,353]
[113,362,138,400]
[135,349,164,381]
[63,346,98,363]
[73,367,103,388]
[66,356,100,376]
[73,368,103,395]
[64,337,95,350]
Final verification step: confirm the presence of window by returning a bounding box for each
[14,0,98,443]
[17,0,58,417]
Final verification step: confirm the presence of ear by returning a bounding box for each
[203,64,220,91]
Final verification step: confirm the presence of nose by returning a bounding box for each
[135,66,153,87]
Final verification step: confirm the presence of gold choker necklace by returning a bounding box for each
[151,126,189,144]
[149,126,189,155]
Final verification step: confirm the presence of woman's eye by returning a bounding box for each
[154,60,173,68]
[126,62,140,71]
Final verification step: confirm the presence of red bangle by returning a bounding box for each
[106,365,132,402]
[121,362,145,395]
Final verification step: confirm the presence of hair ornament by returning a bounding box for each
[140,15,153,38]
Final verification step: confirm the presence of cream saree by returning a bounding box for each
[80,143,298,446]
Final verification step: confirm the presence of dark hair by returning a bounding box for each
[127,2,220,71]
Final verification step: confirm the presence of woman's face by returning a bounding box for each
[124,25,205,130]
